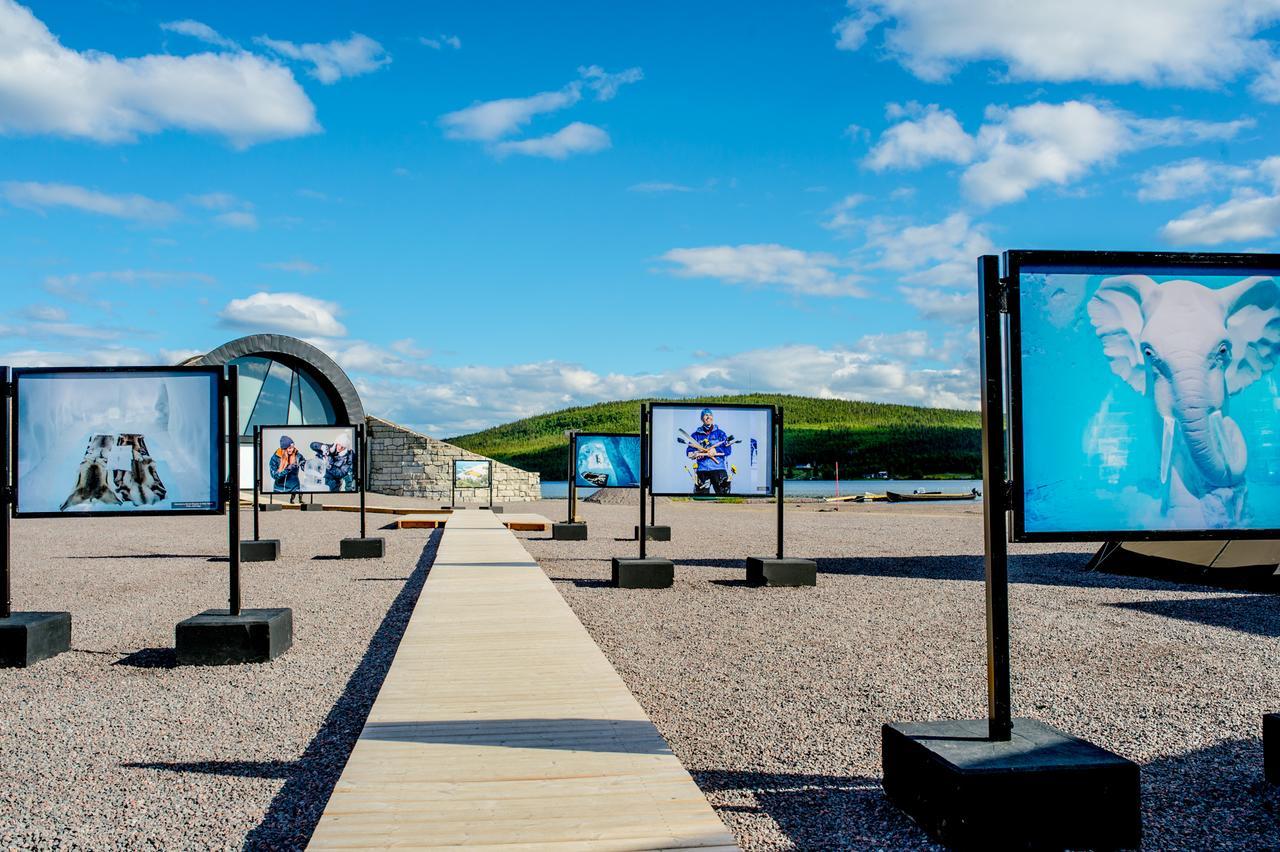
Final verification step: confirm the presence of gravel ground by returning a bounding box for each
[0,507,440,850]
[520,497,1280,851]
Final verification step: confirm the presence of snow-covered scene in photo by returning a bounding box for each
[259,425,358,494]
[15,370,221,515]
[454,460,491,489]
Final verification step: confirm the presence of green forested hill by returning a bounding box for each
[447,394,981,480]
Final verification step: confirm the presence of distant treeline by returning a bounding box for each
[447,394,982,480]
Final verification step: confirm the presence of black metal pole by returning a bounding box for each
[252,426,260,542]
[488,461,494,509]
[567,432,577,524]
[1,366,11,620]
[359,423,367,539]
[979,254,1012,741]
[226,365,242,617]
[776,406,785,559]
[639,403,647,559]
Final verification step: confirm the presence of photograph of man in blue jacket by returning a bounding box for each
[310,438,355,492]
[687,408,732,495]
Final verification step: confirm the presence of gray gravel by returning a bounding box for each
[0,508,439,850]
[519,497,1280,851]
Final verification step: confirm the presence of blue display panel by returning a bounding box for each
[1013,258,1280,538]
[574,434,641,488]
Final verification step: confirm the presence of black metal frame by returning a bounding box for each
[571,432,642,490]
[254,423,360,496]
[645,402,777,498]
[10,366,226,519]
[452,458,494,507]
[1004,249,1280,542]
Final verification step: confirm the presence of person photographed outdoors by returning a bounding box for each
[310,438,355,492]
[687,408,732,495]
[269,434,304,503]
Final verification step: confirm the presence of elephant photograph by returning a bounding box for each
[1017,267,1280,535]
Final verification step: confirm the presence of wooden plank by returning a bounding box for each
[308,509,735,851]
[396,515,448,529]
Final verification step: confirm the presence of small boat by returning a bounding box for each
[885,488,979,503]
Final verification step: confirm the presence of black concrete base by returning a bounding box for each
[175,608,293,666]
[611,557,674,589]
[300,502,324,512]
[746,557,817,587]
[0,612,72,668]
[552,522,588,541]
[260,503,284,512]
[490,506,504,514]
[1266,713,1280,783]
[240,539,280,562]
[882,718,1141,850]
[340,537,385,559]
[633,524,672,542]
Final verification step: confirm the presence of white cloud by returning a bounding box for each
[1137,158,1254,202]
[577,65,643,100]
[262,259,321,274]
[0,346,155,367]
[160,19,238,50]
[186,191,239,210]
[867,100,1253,207]
[492,122,610,159]
[628,182,693,193]
[255,33,389,84]
[1161,190,1280,245]
[865,212,995,287]
[219,291,346,336]
[898,287,977,323]
[0,0,318,147]
[2,181,178,222]
[834,0,1280,90]
[440,86,581,141]
[822,193,868,231]
[661,243,866,297]
[214,210,258,229]
[864,103,975,170]
[420,34,461,50]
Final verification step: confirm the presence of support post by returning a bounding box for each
[226,365,241,617]
[251,426,260,541]
[568,432,577,523]
[639,403,647,560]
[776,406,785,559]
[1,367,10,620]
[979,253,1012,742]
[359,423,367,539]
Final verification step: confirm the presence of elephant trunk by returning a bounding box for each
[1170,372,1247,488]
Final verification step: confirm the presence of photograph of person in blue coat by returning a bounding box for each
[686,408,733,495]
[268,434,305,500]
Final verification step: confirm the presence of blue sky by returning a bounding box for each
[2,1,1279,435]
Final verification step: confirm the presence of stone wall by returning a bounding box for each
[365,415,540,503]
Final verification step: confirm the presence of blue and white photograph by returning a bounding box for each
[574,434,640,488]
[14,369,222,515]
[1018,267,1280,535]
[649,404,773,496]
[259,425,358,494]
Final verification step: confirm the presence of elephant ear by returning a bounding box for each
[1220,276,1280,394]
[1087,275,1156,394]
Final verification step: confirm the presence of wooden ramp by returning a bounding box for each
[308,509,736,851]
[393,513,551,532]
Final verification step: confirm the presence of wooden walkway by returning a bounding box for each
[308,509,736,851]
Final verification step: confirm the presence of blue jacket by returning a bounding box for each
[687,425,730,472]
[269,447,302,492]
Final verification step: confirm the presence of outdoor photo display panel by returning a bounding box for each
[259,425,358,494]
[1011,252,1280,540]
[454,459,491,489]
[574,433,641,488]
[649,404,774,496]
[13,367,223,517]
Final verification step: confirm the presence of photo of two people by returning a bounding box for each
[260,426,358,495]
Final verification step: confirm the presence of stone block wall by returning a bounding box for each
[365,415,540,503]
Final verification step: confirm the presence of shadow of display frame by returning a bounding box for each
[255,423,360,496]
[646,401,777,498]
[1005,249,1280,543]
[10,365,227,519]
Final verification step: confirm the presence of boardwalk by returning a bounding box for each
[308,509,736,851]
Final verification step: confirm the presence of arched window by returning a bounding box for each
[229,355,340,437]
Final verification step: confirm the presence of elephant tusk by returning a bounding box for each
[1210,410,1249,482]
[1160,416,1175,486]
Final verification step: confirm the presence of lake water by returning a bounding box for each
[540,479,984,500]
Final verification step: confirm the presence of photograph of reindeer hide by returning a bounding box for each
[1018,267,1280,535]
[14,369,222,516]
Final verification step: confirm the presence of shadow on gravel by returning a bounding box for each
[114,648,177,668]
[692,769,930,850]
[674,553,1218,593]
[124,760,292,779]
[1110,595,1280,637]
[223,529,440,849]
[66,553,222,560]
[546,577,612,588]
[359,718,673,754]
[1141,737,1280,848]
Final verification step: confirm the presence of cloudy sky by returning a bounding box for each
[2,1,1277,435]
